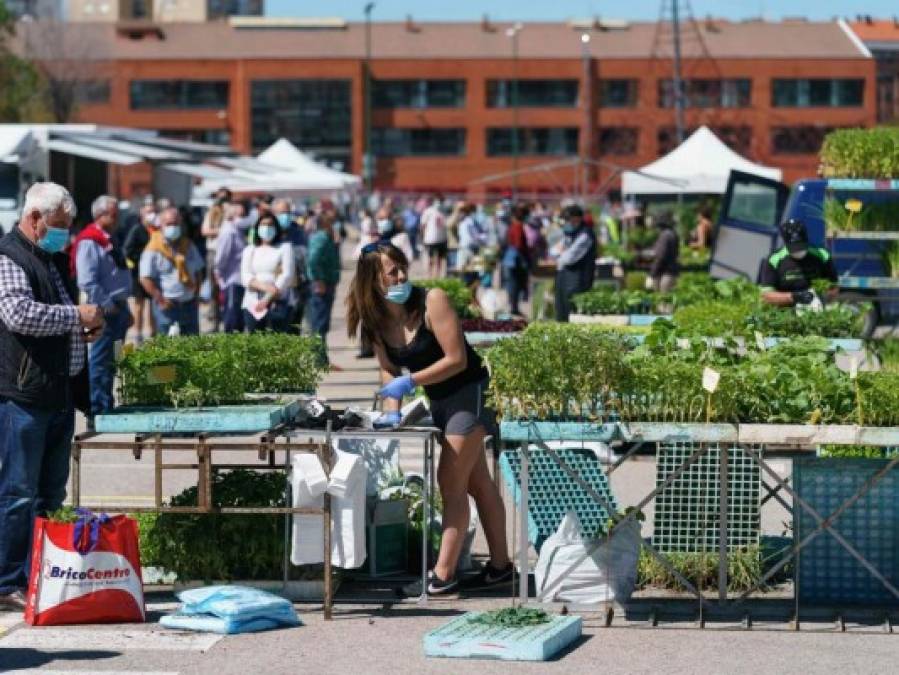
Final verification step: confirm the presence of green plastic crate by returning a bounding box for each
[500,447,618,552]
[652,442,760,553]
[795,457,899,605]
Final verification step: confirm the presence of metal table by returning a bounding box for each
[70,427,335,617]
[286,426,439,605]
[501,420,899,628]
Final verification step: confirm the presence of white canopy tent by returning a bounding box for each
[621,126,782,196]
[257,138,361,191]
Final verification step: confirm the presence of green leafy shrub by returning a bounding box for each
[415,278,478,318]
[118,332,325,407]
[572,288,663,315]
[820,127,899,179]
[637,546,762,593]
[136,469,287,581]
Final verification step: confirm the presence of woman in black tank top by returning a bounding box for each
[346,242,511,596]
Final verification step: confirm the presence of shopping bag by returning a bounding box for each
[25,509,146,625]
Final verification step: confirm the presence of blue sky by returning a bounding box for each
[266,1,894,22]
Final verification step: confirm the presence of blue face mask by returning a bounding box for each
[163,225,181,241]
[385,280,412,304]
[377,219,392,235]
[563,223,578,235]
[258,224,277,242]
[276,213,291,229]
[38,227,69,254]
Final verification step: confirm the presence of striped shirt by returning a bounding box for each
[0,254,86,376]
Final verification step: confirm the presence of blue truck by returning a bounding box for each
[711,170,899,335]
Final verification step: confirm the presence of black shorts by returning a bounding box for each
[426,242,448,259]
[131,272,148,300]
[429,378,496,437]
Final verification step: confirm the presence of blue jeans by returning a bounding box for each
[152,299,200,336]
[0,399,74,593]
[222,285,245,333]
[307,285,336,363]
[89,304,131,414]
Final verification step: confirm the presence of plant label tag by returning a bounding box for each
[849,356,859,380]
[146,364,177,385]
[754,331,767,351]
[702,367,720,393]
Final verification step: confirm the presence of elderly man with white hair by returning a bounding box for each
[0,182,105,611]
[74,194,133,415]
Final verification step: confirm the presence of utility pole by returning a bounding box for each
[506,23,522,200]
[672,0,686,144]
[581,32,592,205]
[364,3,375,193]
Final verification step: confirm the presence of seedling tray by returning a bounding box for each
[423,612,582,661]
[95,399,304,434]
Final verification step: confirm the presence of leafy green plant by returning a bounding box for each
[415,278,478,319]
[47,506,78,523]
[820,127,899,179]
[118,332,325,407]
[636,546,769,593]
[136,469,289,581]
[572,288,662,315]
[819,445,899,458]
[469,607,551,627]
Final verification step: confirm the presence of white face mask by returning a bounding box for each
[790,249,808,260]
[376,219,392,235]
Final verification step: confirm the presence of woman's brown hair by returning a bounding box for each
[346,243,421,344]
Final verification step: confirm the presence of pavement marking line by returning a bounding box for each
[0,627,222,652]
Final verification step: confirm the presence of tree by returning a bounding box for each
[0,1,52,121]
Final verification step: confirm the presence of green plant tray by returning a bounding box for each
[95,399,304,434]
[423,612,582,661]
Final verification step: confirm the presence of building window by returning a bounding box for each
[658,78,751,108]
[250,79,351,165]
[130,80,229,110]
[486,127,579,156]
[160,129,232,146]
[599,127,638,155]
[73,79,111,106]
[772,79,864,107]
[208,0,264,17]
[372,128,466,157]
[599,79,638,108]
[770,126,832,155]
[487,80,579,108]
[372,80,465,108]
[657,126,753,156]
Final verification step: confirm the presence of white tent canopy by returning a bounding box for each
[257,138,361,190]
[621,126,782,196]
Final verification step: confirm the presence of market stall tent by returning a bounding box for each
[621,126,782,196]
[257,138,362,191]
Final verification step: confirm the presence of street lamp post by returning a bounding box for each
[580,32,591,204]
[506,23,522,200]
[364,3,375,194]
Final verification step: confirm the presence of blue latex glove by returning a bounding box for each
[373,411,402,429]
[379,374,416,400]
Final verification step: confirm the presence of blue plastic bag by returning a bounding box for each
[160,585,301,634]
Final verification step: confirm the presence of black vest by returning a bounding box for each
[0,228,74,410]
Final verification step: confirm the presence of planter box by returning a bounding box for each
[570,313,629,326]
[362,498,408,578]
[173,578,339,602]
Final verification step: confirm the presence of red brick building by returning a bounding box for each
[20,17,876,197]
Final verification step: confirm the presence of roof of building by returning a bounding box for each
[14,18,871,62]
[849,19,899,50]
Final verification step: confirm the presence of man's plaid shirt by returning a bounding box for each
[0,254,86,376]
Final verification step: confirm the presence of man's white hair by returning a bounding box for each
[91,195,118,220]
[22,182,77,220]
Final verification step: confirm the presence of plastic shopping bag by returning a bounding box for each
[534,511,641,605]
[160,585,301,634]
[25,510,145,625]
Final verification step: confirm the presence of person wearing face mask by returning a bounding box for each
[240,213,296,333]
[648,210,680,293]
[306,211,341,366]
[0,182,104,611]
[139,207,204,336]
[122,197,158,344]
[272,199,308,333]
[346,243,512,597]
[554,204,597,322]
[760,218,838,307]
[74,195,133,416]
[375,208,414,262]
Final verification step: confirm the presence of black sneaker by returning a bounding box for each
[398,571,458,598]
[461,562,514,590]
